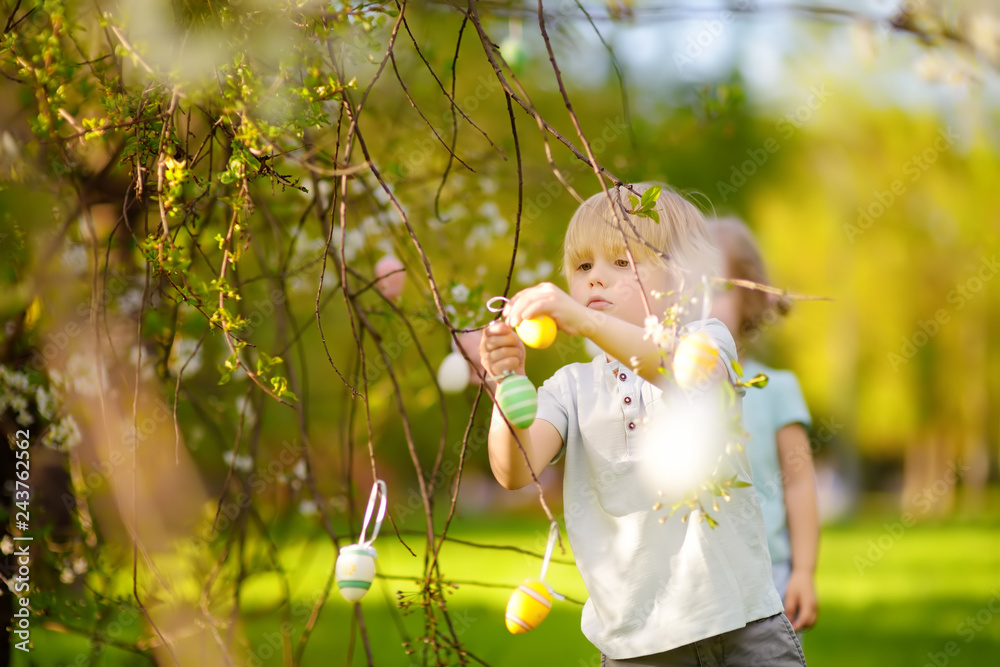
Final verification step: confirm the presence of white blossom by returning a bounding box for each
[61,243,89,275]
[642,315,673,349]
[42,415,82,451]
[450,283,470,303]
[236,395,257,427]
[36,386,56,421]
[118,288,145,315]
[298,499,318,516]
[170,336,203,376]
[480,178,498,195]
[223,450,254,473]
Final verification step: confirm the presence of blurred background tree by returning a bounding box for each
[1,0,999,665]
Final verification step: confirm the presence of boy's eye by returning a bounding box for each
[578,262,592,271]
[615,259,629,268]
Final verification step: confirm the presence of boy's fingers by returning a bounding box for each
[484,349,523,376]
[482,332,520,351]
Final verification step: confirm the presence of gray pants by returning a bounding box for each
[601,613,806,666]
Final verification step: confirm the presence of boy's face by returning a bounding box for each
[568,247,673,327]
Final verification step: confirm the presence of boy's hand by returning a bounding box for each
[480,321,526,378]
[503,283,594,337]
[784,570,818,631]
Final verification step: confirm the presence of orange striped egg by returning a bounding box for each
[505,578,553,634]
[672,331,720,390]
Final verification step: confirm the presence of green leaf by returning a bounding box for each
[627,194,639,209]
[731,480,753,488]
[640,185,661,209]
[731,359,743,378]
[743,373,769,389]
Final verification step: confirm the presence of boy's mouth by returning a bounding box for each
[586,296,613,310]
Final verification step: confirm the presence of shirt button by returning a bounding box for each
[618,373,627,381]
[624,397,632,405]
[628,422,636,430]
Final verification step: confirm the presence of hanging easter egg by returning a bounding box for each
[335,543,377,602]
[515,316,557,349]
[438,351,470,394]
[499,36,528,76]
[672,331,721,390]
[505,578,553,634]
[496,374,537,429]
[374,255,405,300]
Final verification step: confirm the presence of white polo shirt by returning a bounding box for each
[536,319,784,659]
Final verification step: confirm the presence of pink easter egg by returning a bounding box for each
[374,255,406,300]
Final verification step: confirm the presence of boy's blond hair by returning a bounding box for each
[562,184,718,300]
[708,216,791,338]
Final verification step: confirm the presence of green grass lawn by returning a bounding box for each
[14,507,1000,666]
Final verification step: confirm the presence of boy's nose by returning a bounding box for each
[589,261,610,287]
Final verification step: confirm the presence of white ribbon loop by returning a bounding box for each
[539,520,558,583]
[486,296,510,313]
[359,479,387,547]
[539,521,565,601]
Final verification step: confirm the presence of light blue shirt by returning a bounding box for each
[536,319,783,659]
[740,358,812,572]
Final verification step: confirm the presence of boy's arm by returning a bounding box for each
[502,283,730,386]
[777,422,820,630]
[487,406,564,490]
[480,320,565,490]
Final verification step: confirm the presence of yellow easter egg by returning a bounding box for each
[504,578,552,634]
[672,331,721,390]
[516,316,557,349]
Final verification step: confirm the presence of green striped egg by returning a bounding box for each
[497,374,537,429]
